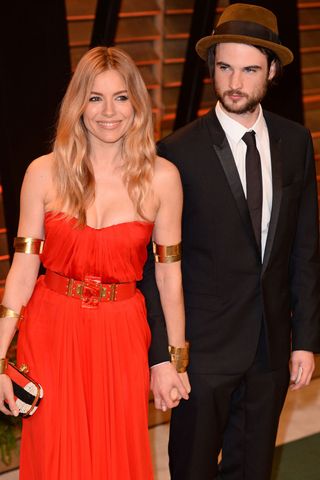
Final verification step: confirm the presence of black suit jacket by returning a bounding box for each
[139,109,320,374]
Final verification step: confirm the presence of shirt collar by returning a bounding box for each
[215,101,265,143]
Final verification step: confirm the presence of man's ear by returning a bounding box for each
[268,60,276,81]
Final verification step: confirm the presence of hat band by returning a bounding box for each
[214,20,281,45]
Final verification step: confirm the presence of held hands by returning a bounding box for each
[290,350,315,391]
[150,362,191,412]
[170,372,191,403]
[0,374,19,416]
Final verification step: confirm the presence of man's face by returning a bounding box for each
[214,43,276,121]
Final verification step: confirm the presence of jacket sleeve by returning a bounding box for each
[290,130,320,352]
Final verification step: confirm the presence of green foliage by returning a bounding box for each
[0,414,21,465]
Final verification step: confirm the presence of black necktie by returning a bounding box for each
[242,131,262,251]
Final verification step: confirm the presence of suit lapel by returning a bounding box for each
[262,117,283,273]
[204,111,260,256]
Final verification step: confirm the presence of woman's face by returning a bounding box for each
[83,69,134,148]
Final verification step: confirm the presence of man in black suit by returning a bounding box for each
[140,3,320,479]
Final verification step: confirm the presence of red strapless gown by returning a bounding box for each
[17,212,154,479]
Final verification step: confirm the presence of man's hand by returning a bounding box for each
[150,362,190,411]
[290,350,315,391]
[170,371,191,403]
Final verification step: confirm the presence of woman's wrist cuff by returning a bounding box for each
[168,342,189,373]
[0,358,8,374]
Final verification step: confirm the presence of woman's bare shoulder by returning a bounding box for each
[153,155,180,181]
[25,153,54,179]
[21,153,55,207]
[151,156,182,206]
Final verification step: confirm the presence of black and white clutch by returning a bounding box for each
[5,363,44,417]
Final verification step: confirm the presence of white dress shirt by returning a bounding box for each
[215,102,273,260]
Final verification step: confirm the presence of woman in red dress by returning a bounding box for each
[0,46,190,479]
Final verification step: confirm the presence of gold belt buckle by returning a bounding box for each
[66,278,74,297]
[79,275,102,309]
[96,283,117,301]
[100,283,118,301]
[108,284,117,301]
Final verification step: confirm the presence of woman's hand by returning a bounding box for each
[0,375,19,416]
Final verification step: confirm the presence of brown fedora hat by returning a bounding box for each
[196,3,293,65]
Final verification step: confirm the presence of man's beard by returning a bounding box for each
[214,79,269,115]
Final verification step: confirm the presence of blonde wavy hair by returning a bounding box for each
[52,46,156,225]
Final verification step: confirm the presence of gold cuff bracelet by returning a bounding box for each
[153,241,182,263]
[14,236,44,254]
[0,358,8,374]
[0,305,20,319]
[0,305,25,330]
[168,342,190,373]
